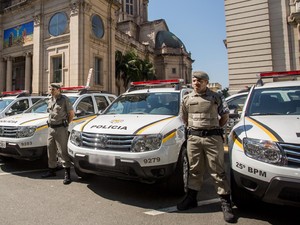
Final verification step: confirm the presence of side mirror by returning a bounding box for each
[75,109,84,117]
[5,109,15,116]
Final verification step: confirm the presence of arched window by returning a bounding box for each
[92,14,104,39]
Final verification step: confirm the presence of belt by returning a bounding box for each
[188,129,223,137]
[48,123,64,128]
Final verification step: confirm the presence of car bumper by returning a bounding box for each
[232,170,300,207]
[0,143,46,160]
[70,153,177,182]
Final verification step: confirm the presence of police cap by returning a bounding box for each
[193,71,209,80]
[50,83,61,89]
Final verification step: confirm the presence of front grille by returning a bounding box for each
[81,132,135,151]
[0,126,18,138]
[279,143,300,167]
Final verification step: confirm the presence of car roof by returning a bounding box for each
[254,80,300,89]
[225,92,248,101]
[123,88,186,95]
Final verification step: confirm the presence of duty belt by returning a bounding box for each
[48,123,64,128]
[188,129,223,137]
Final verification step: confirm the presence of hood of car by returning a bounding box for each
[243,116,300,144]
[0,113,48,127]
[79,114,176,135]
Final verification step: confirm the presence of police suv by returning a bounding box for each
[68,79,192,194]
[228,71,300,207]
[0,90,45,119]
[0,87,116,160]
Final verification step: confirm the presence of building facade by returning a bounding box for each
[225,0,300,93]
[0,0,193,95]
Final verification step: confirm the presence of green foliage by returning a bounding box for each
[115,49,156,92]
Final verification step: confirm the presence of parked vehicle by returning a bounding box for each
[68,79,192,195]
[228,70,300,208]
[0,87,117,160]
[0,90,45,118]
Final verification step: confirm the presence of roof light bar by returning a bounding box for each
[1,90,28,95]
[60,86,87,91]
[259,70,300,78]
[130,79,184,86]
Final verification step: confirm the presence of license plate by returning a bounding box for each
[0,141,6,148]
[88,154,115,167]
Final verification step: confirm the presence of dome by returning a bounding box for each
[155,31,186,51]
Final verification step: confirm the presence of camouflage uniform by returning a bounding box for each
[47,94,73,169]
[181,88,230,195]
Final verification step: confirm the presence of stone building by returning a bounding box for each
[225,0,300,93]
[0,0,193,95]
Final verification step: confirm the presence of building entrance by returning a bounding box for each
[12,56,25,90]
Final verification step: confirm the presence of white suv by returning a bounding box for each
[228,71,300,208]
[0,87,116,160]
[68,79,192,195]
[0,90,45,119]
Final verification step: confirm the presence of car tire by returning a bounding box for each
[230,169,255,209]
[165,145,189,196]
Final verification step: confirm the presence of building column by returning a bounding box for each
[25,52,32,92]
[0,59,5,92]
[6,57,13,91]
[32,13,42,94]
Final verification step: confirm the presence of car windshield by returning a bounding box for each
[0,99,13,112]
[246,86,300,116]
[105,92,180,116]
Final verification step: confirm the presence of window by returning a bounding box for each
[76,96,94,116]
[52,56,62,83]
[95,96,109,111]
[94,57,102,85]
[92,14,104,38]
[32,97,43,104]
[49,12,68,36]
[126,0,134,15]
[172,68,176,74]
[11,99,29,114]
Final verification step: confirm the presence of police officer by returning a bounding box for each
[41,83,75,185]
[177,71,235,223]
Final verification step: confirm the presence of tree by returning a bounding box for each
[115,49,156,93]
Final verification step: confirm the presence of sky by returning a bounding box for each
[148,0,229,88]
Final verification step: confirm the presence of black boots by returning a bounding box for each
[177,188,198,210]
[220,194,236,223]
[63,168,71,185]
[41,168,56,178]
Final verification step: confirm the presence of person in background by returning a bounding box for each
[41,83,75,185]
[177,71,235,223]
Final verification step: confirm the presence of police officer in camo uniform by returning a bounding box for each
[177,71,235,223]
[41,83,75,185]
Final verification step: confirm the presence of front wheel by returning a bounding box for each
[165,145,189,196]
[231,169,255,209]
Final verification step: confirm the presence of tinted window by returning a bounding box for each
[49,12,68,36]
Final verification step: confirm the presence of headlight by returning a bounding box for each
[243,138,283,165]
[131,134,162,152]
[70,130,82,146]
[17,126,36,138]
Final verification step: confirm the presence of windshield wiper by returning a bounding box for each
[251,112,282,116]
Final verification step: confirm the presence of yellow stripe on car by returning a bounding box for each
[246,117,278,141]
[136,117,175,134]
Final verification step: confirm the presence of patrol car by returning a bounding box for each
[228,71,300,207]
[68,79,192,195]
[0,90,45,118]
[0,87,117,160]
